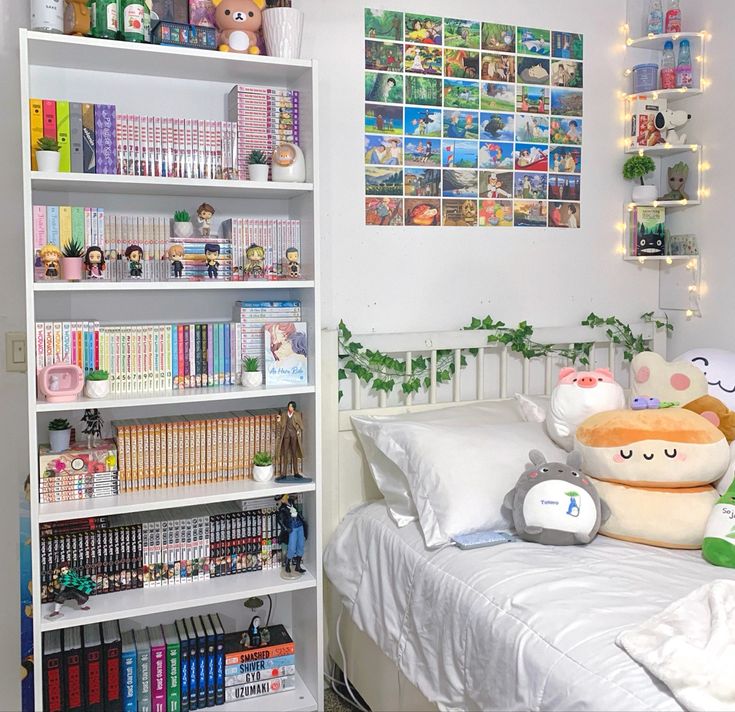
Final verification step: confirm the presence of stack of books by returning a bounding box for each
[234,300,302,375]
[222,218,302,279]
[39,439,118,504]
[34,319,242,391]
[224,624,296,703]
[112,409,282,492]
[168,233,233,281]
[227,85,300,180]
[29,99,116,174]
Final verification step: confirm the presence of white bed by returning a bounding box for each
[319,322,729,711]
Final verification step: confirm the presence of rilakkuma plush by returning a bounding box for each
[502,449,610,545]
[574,408,730,487]
[546,367,625,451]
[213,0,265,54]
[702,480,735,567]
[684,395,735,443]
[677,348,735,411]
[591,478,718,549]
[630,351,707,405]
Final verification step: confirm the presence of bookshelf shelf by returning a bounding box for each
[220,672,317,712]
[25,30,313,83]
[34,280,315,292]
[626,200,701,209]
[624,143,700,157]
[31,173,314,199]
[40,568,317,632]
[624,87,702,102]
[38,479,316,522]
[626,30,705,50]
[622,254,698,262]
[36,383,316,412]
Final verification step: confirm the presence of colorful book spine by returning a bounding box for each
[29,99,43,171]
[42,99,56,140]
[69,102,84,173]
[121,630,138,712]
[224,675,295,703]
[95,104,117,174]
[56,100,71,173]
[149,626,167,712]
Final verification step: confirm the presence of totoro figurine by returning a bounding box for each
[502,449,610,545]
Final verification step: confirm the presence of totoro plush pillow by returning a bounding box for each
[502,449,610,545]
[575,408,730,487]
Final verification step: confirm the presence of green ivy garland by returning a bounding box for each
[338,312,671,398]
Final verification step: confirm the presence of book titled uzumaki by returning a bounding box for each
[224,675,295,703]
[224,625,294,667]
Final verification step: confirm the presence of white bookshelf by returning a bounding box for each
[20,28,323,711]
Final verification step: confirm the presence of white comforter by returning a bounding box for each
[324,502,735,712]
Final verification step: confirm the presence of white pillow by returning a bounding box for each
[354,414,564,547]
[351,401,524,528]
[514,393,549,423]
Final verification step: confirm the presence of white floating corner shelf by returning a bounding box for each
[624,87,703,103]
[624,143,701,157]
[622,254,699,263]
[625,30,707,51]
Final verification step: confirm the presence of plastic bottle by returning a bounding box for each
[676,39,693,87]
[91,0,119,39]
[30,0,64,33]
[665,0,682,34]
[660,40,677,89]
[120,0,145,41]
[647,0,664,35]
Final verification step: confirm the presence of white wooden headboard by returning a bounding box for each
[320,323,667,544]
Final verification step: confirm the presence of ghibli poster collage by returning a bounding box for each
[364,10,583,228]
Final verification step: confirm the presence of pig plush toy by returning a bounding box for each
[546,367,626,450]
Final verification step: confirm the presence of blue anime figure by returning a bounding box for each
[204,243,220,279]
[277,494,308,577]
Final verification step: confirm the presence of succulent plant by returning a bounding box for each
[86,369,109,381]
[249,150,268,165]
[49,418,71,431]
[37,136,60,152]
[173,210,191,222]
[253,451,272,466]
[62,235,85,258]
[243,356,260,372]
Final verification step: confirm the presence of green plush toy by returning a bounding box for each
[702,480,735,568]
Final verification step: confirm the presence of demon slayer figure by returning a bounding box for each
[84,246,106,279]
[46,566,96,619]
[125,244,144,278]
[40,244,62,279]
[197,203,215,237]
[276,494,308,577]
[276,401,303,479]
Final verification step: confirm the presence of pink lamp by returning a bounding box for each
[37,364,84,403]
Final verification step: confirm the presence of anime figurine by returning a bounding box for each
[276,494,308,578]
[46,566,96,619]
[660,161,689,201]
[284,247,300,278]
[125,244,144,278]
[213,0,264,54]
[204,243,220,279]
[238,615,271,648]
[276,401,307,481]
[197,203,215,237]
[83,246,106,279]
[80,409,104,448]
[168,244,185,278]
[244,243,266,278]
[39,244,62,279]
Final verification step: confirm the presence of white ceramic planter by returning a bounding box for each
[249,164,269,182]
[253,464,274,482]
[632,184,658,203]
[37,150,60,172]
[241,371,263,388]
[173,221,194,239]
[49,428,71,453]
[84,379,110,399]
[262,7,303,59]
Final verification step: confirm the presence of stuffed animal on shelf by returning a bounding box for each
[545,367,625,451]
[653,109,691,145]
[213,0,265,54]
[502,450,610,545]
[702,480,735,567]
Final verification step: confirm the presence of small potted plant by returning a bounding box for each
[253,451,274,482]
[36,137,60,172]
[173,210,194,239]
[623,155,658,203]
[241,356,263,388]
[248,151,270,182]
[61,235,85,281]
[84,370,110,399]
[48,418,72,453]
[262,0,304,59]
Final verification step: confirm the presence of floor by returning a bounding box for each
[325,686,362,711]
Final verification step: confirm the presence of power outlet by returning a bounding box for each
[5,332,27,373]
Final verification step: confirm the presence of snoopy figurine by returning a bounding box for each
[654,109,691,145]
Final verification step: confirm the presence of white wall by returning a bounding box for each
[661,1,731,356]
[301,0,656,334]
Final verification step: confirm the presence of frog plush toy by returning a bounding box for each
[503,450,610,545]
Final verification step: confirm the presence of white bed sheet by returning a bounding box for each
[324,502,735,712]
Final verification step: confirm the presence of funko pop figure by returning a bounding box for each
[125,244,144,278]
[204,242,220,279]
[83,246,106,279]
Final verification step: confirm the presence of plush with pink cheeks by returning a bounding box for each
[546,367,626,451]
[630,351,708,406]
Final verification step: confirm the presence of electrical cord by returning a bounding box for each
[329,608,371,712]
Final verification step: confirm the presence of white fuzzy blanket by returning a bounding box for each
[618,580,735,712]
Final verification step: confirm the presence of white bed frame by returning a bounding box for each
[320,323,667,711]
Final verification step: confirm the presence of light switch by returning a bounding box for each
[6,332,27,373]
